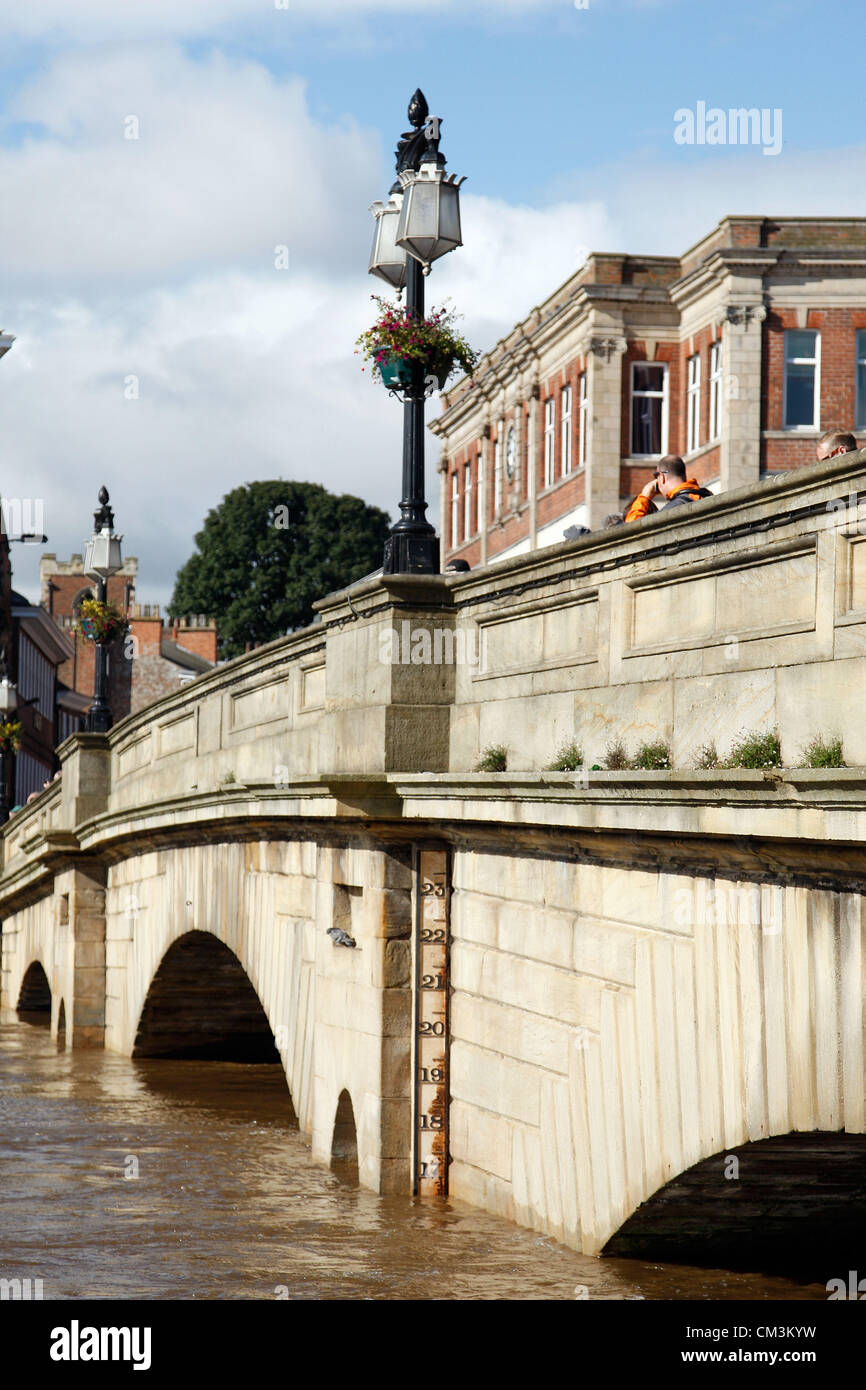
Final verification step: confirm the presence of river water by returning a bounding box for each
[0,1017,827,1301]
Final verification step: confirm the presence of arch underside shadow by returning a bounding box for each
[17,961,51,1024]
[133,930,280,1062]
[331,1089,359,1187]
[604,1131,866,1283]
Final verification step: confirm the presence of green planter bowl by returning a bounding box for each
[377,355,414,388]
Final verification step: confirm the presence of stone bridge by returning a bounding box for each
[5,450,866,1259]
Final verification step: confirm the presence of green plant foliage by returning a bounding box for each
[602,739,630,771]
[725,728,782,769]
[696,742,721,769]
[0,718,21,753]
[630,740,671,770]
[356,296,479,385]
[547,741,583,771]
[169,481,391,660]
[75,598,128,644]
[799,735,845,768]
[474,745,508,772]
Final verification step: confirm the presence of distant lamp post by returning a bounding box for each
[0,651,18,825]
[368,90,466,574]
[84,486,123,734]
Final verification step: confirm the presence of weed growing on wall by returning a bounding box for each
[724,728,782,769]
[475,745,508,772]
[547,742,583,771]
[799,735,845,768]
[630,741,671,770]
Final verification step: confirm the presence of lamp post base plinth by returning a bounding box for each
[383,529,440,575]
[85,705,112,734]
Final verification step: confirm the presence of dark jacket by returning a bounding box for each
[663,482,712,509]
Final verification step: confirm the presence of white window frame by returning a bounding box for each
[450,470,459,549]
[856,330,866,431]
[578,373,588,467]
[561,385,573,474]
[687,352,701,454]
[630,362,669,458]
[708,341,722,441]
[464,460,472,539]
[783,329,821,430]
[505,425,516,484]
[544,397,555,487]
[494,437,502,514]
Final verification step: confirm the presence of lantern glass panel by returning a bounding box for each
[0,678,17,714]
[369,202,407,290]
[85,532,123,579]
[438,183,462,250]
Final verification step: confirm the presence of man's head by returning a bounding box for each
[444,558,470,574]
[653,455,687,498]
[817,430,858,462]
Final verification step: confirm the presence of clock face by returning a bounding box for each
[505,427,516,481]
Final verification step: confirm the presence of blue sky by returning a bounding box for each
[0,0,863,607]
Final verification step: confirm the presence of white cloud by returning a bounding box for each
[1,48,381,290]
[1,44,618,608]
[433,193,616,349]
[3,40,864,615]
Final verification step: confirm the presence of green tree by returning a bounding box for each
[169,481,391,659]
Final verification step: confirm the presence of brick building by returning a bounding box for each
[124,605,218,715]
[10,588,74,803]
[432,215,866,566]
[40,554,218,723]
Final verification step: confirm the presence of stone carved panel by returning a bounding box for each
[300,664,326,712]
[229,676,290,731]
[117,733,152,779]
[626,544,817,655]
[155,714,195,759]
[475,594,599,679]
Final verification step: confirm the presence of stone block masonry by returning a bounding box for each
[5,452,866,1248]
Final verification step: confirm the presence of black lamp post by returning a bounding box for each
[83,487,123,735]
[0,651,18,825]
[369,90,465,574]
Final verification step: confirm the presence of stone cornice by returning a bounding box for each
[8,770,866,905]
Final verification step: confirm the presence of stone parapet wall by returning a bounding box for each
[447,447,866,772]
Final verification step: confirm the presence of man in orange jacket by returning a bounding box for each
[624,455,711,522]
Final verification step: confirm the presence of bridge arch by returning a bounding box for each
[604,1131,866,1284]
[17,960,51,1023]
[330,1089,359,1186]
[133,930,280,1063]
[106,840,320,1136]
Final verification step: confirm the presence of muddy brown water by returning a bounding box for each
[0,1018,827,1301]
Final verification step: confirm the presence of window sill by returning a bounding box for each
[684,439,722,463]
[763,428,820,437]
[538,467,585,501]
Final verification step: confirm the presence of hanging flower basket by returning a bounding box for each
[356,295,479,391]
[0,718,21,754]
[75,598,128,645]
